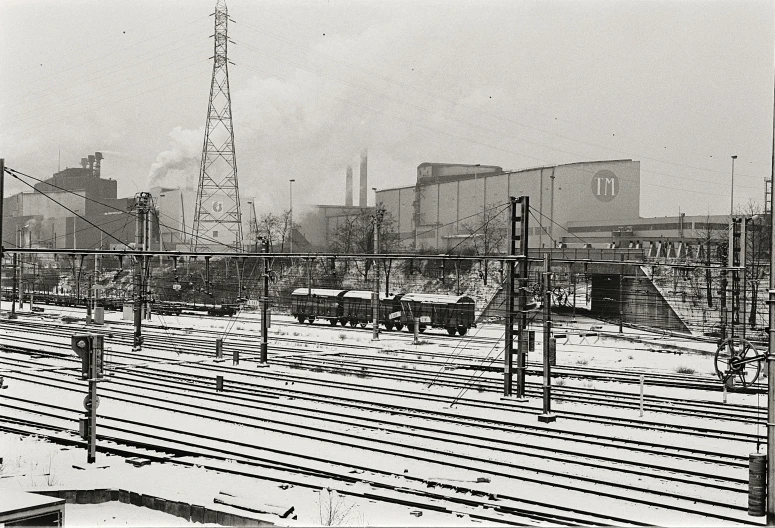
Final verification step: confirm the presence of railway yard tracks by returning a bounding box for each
[0,312,766,526]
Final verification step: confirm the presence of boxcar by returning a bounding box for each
[396,293,476,336]
[291,288,346,325]
[342,291,397,328]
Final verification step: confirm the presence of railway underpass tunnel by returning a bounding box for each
[586,264,690,334]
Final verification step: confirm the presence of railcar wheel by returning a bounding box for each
[394,323,403,331]
[446,327,456,336]
[349,320,357,327]
[307,317,316,324]
[329,319,337,326]
[384,322,394,331]
[340,319,347,326]
[419,325,426,333]
[457,327,467,336]
[297,315,305,323]
[359,322,367,329]
[714,337,761,388]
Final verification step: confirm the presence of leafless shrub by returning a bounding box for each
[318,489,356,526]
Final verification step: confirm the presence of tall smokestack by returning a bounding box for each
[345,165,353,206]
[81,158,88,169]
[359,149,367,207]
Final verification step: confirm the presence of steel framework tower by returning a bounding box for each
[193,0,243,251]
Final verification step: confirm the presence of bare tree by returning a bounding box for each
[739,201,770,329]
[460,208,507,285]
[256,210,293,252]
[693,213,725,308]
[330,209,376,282]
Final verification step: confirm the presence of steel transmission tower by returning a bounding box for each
[193,0,243,251]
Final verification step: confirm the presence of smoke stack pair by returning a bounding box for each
[345,165,353,207]
[344,149,368,207]
[94,152,103,178]
[359,149,367,207]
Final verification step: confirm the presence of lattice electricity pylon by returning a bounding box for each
[193,0,243,252]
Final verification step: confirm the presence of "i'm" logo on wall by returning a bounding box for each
[591,170,618,202]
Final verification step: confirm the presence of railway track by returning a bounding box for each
[0,350,757,526]
[0,319,766,439]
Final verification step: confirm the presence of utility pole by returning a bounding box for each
[516,197,530,399]
[0,159,4,317]
[133,192,151,351]
[538,252,556,423]
[372,206,383,341]
[11,227,17,319]
[260,238,269,364]
[765,73,775,525]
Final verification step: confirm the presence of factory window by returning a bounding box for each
[213,231,219,237]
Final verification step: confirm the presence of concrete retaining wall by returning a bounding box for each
[32,488,275,526]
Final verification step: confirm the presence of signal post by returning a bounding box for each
[71,334,104,463]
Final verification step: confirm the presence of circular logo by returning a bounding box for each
[212,201,224,213]
[591,170,618,202]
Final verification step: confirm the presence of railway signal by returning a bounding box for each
[70,334,104,463]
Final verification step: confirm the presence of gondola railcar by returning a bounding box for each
[290,288,347,325]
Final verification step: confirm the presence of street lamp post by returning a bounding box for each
[731,155,737,217]
[289,179,295,253]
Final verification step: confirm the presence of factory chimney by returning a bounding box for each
[94,152,103,178]
[81,158,88,169]
[87,155,95,175]
[345,165,353,207]
[359,149,367,207]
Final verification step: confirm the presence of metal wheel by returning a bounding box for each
[714,337,762,388]
[384,322,394,331]
[394,323,403,331]
[359,322,367,329]
[446,327,456,336]
[329,318,337,326]
[457,326,467,336]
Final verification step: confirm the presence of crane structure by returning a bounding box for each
[193,0,243,252]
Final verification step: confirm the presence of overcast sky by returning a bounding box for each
[1,0,772,219]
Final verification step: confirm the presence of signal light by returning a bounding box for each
[71,334,105,380]
[71,335,92,380]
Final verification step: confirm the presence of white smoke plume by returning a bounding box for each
[146,126,203,190]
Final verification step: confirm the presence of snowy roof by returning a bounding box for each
[290,288,346,297]
[399,293,475,304]
[343,290,393,301]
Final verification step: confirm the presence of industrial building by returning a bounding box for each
[2,153,144,251]
[376,159,642,251]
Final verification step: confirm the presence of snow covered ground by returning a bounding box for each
[0,300,768,526]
